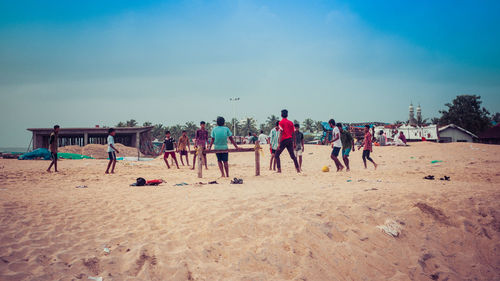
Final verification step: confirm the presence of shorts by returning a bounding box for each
[216,152,228,162]
[164,151,176,159]
[51,152,58,160]
[342,148,351,157]
[180,150,188,156]
[331,146,341,157]
[295,149,303,157]
[108,151,116,160]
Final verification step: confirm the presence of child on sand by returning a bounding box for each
[358,125,378,169]
[105,128,120,174]
[192,121,209,170]
[177,130,191,166]
[275,109,301,173]
[329,119,344,172]
[208,116,239,177]
[47,125,60,172]
[269,121,280,170]
[161,131,179,169]
[293,123,304,171]
[338,123,355,171]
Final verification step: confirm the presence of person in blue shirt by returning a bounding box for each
[208,116,239,177]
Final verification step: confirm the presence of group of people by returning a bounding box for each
[45,109,378,176]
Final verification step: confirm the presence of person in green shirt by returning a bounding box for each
[338,123,355,172]
[208,116,239,177]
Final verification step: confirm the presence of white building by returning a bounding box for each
[438,124,477,143]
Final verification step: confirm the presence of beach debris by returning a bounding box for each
[430,160,443,164]
[174,183,189,186]
[146,179,163,186]
[230,178,243,184]
[322,166,329,172]
[130,177,146,186]
[357,179,366,182]
[377,219,403,238]
[208,181,218,184]
[423,175,435,180]
[76,185,88,188]
[103,248,110,254]
[88,277,103,281]
[347,180,352,182]
[439,176,451,181]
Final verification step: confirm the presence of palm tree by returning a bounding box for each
[394,120,404,127]
[125,119,138,127]
[152,124,165,141]
[116,121,126,127]
[303,118,315,133]
[241,117,257,136]
[266,115,280,129]
[226,118,241,135]
[143,121,153,127]
[315,121,324,132]
[183,121,198,138]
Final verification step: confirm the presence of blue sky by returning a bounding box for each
[1,0,499,146]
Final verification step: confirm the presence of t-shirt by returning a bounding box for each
[279,118,294,141]
[363,132,373,151]
[340,131,354,150]
[332,126,342,148]
[258,134,268,144]
[293,131,304,150]
[107,135,115,152]
[164,137,175,151]
[269,128,280,150]
[178,135,189,151]
[211,126,232,151]
[49,132,58,153]
[195,129,209,148]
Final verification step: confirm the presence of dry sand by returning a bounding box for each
[59,144,144,159]
[0,142,499,280]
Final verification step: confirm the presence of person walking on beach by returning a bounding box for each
[161,131,179,169]
[358,125,378,169]
[105,128,120,174]
[192,121,209,170]
[208,116,239,177]
[46,125,60,172]
[275,109,301,173]
[293,123,305,171]
[269,121,280,170]
[338,123,355,171]
[329,119,344,172]
[177,130,191,166]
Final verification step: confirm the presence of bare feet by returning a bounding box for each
[374,163,378,170]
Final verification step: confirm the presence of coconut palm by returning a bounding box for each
[302,118,315,133]
[241,117,257,136]
[183,121,198,138]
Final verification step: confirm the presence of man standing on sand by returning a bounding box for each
[177,130,191,166]
[338,123,355,171]
[293,123,305,171]
[329,119,344,172]
[47,125,60,172]
[192,121,209,170]
[275,109,301,173]
[268,121,280,170]
[358,125,378,169]
[208,116,239,178]
[161,131,179,169]
[105,128,120,174]
[258,130,268,145]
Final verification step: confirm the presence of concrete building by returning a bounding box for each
[27,126,155,155]
[438,124,477,143]
[479,124,500,144]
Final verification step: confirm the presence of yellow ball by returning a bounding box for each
[322,166,330,172]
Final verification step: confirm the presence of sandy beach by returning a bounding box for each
[0,142,499,280]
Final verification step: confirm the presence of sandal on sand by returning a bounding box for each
[231,178,243,184]
[424,175,435,180]
[208,181,218,184]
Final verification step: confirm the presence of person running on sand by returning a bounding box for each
[192,121,209,170]
[358,125,378,169]
[293,123,305,171]
[105,128,120,174]
[275,109,301,173]
[208,116,239,177]
[269,121,280,170]
[329,119,344,172]
[177,130,191,166]
[161,131,179,169]
[338,123,355,171]
[47,125,60,172]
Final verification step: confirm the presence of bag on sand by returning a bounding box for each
[131,177,146,186]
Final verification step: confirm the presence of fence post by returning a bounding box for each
[197,146,203,178]
[255,142,260,176]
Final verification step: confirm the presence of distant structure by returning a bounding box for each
[416,104,422,123]
[438,124,477,143]
[408,103,417,126]
[479,124,500,144]
[27,126,156,155]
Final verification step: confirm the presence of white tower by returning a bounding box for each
[417,104,422,123]
[409,103,415,125]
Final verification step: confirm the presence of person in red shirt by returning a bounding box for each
[358,125,377,169]
[275,109,301,173]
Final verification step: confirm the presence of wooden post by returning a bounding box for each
[136,132,140,160]
[255,142,260,176]
[197,146,203,178]
[84,132,88,146]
